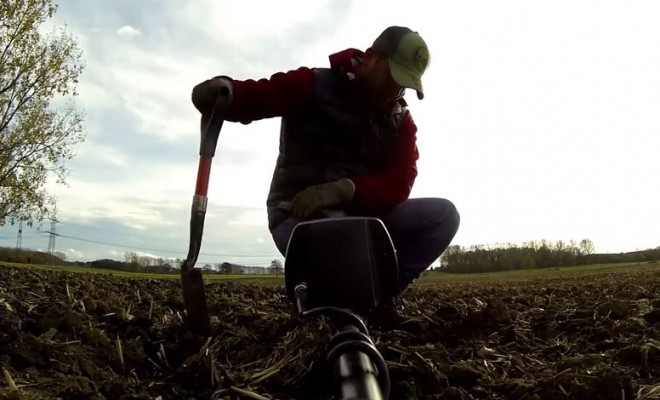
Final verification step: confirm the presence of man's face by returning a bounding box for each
[360,51,404,106]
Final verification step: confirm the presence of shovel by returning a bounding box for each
[180,89,230,336]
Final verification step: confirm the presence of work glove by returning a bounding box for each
[291,178,356,219]
[191,76,234,115]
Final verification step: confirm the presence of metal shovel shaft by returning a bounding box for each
[181,93,228,336]
[180,158,212,335]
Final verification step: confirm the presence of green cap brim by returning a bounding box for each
[389,58,424,100]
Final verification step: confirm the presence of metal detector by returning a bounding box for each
[284,216,399,400]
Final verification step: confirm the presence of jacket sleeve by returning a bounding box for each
[347,111,419,216]
[224,67,315,124]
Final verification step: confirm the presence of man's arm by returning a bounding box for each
[346,112,419,215]
[223,67,315,124]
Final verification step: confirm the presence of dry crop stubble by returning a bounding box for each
[0,264,659,399]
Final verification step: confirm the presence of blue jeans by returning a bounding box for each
[270,197,460,291]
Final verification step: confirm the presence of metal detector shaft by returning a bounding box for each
[294,284,390,400]
[181,92,228,335]
[332,327,383,400]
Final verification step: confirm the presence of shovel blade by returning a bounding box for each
[181,264,211,335]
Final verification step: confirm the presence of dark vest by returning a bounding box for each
[266,67,408,230]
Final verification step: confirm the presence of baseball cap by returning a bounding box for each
[372,26,430,100]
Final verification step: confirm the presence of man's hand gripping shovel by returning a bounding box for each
[181,85,231,336]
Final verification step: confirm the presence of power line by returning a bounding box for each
[0,230,282,261]
[1,214,283,261]
[52,232,281,258]
[0,234,278,266]
[36,218,275,251]
[55,220,176,241]
[0,233,45,240]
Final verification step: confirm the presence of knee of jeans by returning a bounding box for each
[270,221,296,256]
[443,198,460,231]
[427,198,460,229]
[271,233,287,256]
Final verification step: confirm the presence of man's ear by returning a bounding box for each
[360,48,380,71]
[363,47,378,61]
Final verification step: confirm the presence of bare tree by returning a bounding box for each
[1,0,86,227]
[270,259,283,275]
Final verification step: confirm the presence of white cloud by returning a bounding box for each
[64,248,84,259]
[85,143,131,169]
[223,209,267,227]
[181,0,332,46]
[134,251,160,259]
[124,222,148,231]
[117,25,141,38]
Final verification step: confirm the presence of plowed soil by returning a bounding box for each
[1,265,660,399]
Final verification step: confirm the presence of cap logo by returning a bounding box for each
[412,46,429,71]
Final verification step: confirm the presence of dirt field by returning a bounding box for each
[1,265,659,400]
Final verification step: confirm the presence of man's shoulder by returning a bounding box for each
[309,67,354,97]
[311,66,345,79]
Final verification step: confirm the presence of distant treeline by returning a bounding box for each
[439,239,660,273]
[0,246,64,265]
[3,239,660,276]
[0,247,278,275]
[0,246,178,273]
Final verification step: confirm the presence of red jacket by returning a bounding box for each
[224,48,419,216]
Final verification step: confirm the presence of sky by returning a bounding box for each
[1,0,659,267]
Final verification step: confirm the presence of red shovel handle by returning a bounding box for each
[195,158,212,197]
